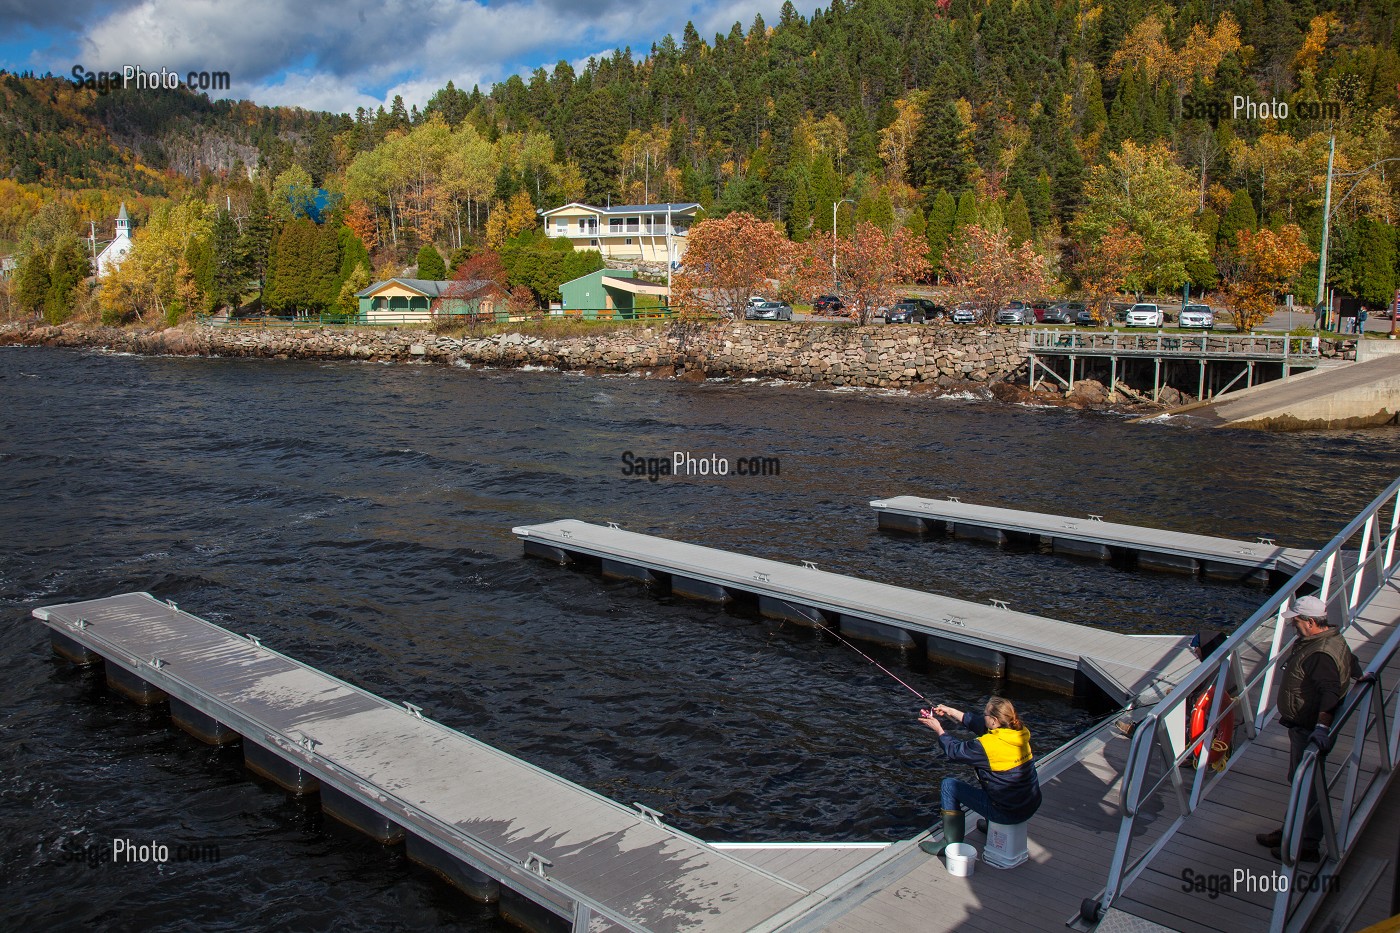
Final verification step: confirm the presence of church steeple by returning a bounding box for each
[116,202,129,237]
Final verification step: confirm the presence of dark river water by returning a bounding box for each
[2,347,1396,930]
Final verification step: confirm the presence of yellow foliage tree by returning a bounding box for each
[484,191,539,251]
[1227,225,1316,332]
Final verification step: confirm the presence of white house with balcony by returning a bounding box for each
[539,202,701,265]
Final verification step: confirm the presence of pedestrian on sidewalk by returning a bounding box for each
[1256,595,1359,862]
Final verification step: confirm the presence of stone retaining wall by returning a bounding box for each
[0,321,1030,390]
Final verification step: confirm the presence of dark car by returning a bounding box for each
[1075,308,1101,326]
[1041,301,1085,325]
[746,300,794,321]
[812,294,844,315]
[884,301,927,324]
[900,297,944,320]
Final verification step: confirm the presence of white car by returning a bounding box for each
[1125,303,1164,327]
[1179,304,1214,330]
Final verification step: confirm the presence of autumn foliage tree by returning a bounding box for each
[941,225,1051,321]
[802,222,930,325]
[1073,223,1146,323]
[1226,225,1316,332]
[672,213,798,319]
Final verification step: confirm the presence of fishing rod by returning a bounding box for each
[779,599,934,708]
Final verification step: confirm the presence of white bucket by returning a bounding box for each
[944,842,978,877]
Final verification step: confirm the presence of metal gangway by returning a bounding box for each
[1084,476,1400,932]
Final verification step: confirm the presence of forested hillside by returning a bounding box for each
[4,0,1399,325]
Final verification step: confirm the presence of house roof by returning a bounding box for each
[539,201,702,218]
[356,277,496,299]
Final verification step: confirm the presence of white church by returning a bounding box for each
[95,203,132,277]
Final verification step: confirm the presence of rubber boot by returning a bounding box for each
[919,810,966,856]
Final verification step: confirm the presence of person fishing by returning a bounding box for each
[918,697,1042,856]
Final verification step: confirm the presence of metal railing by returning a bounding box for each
[1086,476,1400,930]
[1031,329,1327,359]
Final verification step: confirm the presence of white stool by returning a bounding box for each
[973,814,1028,869]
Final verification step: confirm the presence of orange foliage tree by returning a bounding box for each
[1073,223,1145,323]
[801,222,931,325]
[671,212,798,319]
[941,224,1051,320]
[1227,225,1316,332]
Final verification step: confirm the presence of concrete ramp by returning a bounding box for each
[1163,353,1400,429]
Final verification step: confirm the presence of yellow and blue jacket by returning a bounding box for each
[938,711,1043,822]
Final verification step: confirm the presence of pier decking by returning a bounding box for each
[871,495,1316,581]
[33,592,857,933]
[513,520,1196,705]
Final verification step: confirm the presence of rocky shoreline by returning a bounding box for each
[0,320,1158,412]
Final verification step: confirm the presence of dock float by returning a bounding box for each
[871,495,1317,583]
[34,592,874,933]
[513,520,1196,705]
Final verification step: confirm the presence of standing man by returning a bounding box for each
[1358,306,1369,335]
[1256,595,1359,862]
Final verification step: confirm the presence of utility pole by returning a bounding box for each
[1315,135,1335,327]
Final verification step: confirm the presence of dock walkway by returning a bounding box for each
[871,495,1316,580]
[33,592,862,933]
[790,576,1400,933]
[513,520,1196,705]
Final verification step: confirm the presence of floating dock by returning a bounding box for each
[513,520,1195,705]
[35,592,884,933]
[870,495,1317,583]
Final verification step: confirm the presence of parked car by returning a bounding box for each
[812,294,844,315]
[995,301,1036,325]
[1030,299,1052,323]
[1125,302,1164,327]
[1075,308,1100,326]
[1179,304,1215,330]
[884,301,928,324]
[1041,301,1085,325]
[746,300,793,321]
[951,302,984,324]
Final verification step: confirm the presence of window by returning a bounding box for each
[624,238,633,245]
[589,238,598,246]
[554,219,567,235]
[609,218,623,233]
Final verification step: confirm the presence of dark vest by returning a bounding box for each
[1278,628,1355,726]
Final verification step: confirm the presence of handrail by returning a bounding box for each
[1030,329,1329,358]
[1087,476,1400,928]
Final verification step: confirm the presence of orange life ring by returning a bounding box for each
[1187,686,1235,768]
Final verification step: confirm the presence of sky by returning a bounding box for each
[0,0,788,114]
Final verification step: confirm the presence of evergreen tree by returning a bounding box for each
[1006,191,1033,247]
[211,208,242,311]
[417,243,447,280]
[1218,188,1258,249]
[809,152,842,234]
[902,205,927,241]
[908,100,975,197]
[184,234,215,312]
[14,250,51,318]
[1347,218,1398,308]
[43,237,88,324]
[789,174,812,241]
[925,189,957,274]
[239,186,275,296]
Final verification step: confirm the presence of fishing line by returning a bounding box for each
[778,599,933,707]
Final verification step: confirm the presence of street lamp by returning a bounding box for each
[832,198,856,297]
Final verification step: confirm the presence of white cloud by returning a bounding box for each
[62,0,766,111]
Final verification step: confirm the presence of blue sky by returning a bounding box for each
[0,0,787,114]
